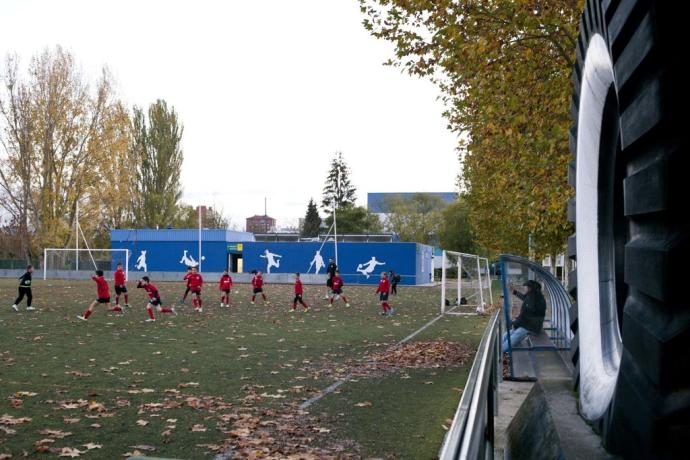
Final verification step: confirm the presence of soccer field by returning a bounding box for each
[0,278,487,459]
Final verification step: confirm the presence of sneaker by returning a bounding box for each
[379,311,387,316]
[171,307,178,316]
[304,308,310,314]
[289,308,295,313]
[180,298,186,304]
[251,301,255,305]
[388,308,395,316]
[198,308,203,313]
[145,318,155,322]
[125,304,131,308]
[76,315,87,321]
[345,303,351,308]
[26,306,35,311]
[11,304,18,312]
[220,303,225,308]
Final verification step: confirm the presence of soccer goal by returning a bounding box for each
[42,248,130,280]
[440,250,493,315]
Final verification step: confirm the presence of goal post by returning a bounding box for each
[43,248,130,280]
[440,250,492,315]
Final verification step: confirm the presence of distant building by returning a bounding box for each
[367,192,457,214]
[246,215,276,234]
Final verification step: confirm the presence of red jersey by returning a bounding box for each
[184,272,192,286]
[138,282,160,301]
[252,275,264,289]
[114,268,126,286]
[332,275,344,291]
[219,274,233,291]
[93,276,110,299]
[294,279,303,295]
[187,273,203,290]
[377,277,390,295]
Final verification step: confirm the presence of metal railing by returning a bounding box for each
[439,310,501,460]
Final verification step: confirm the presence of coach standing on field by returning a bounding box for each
[324,258,337,299]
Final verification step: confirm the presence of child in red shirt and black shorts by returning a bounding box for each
[219,269,233,307]
[77,270,123,321]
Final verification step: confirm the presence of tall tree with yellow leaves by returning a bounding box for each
[360,0,582,257]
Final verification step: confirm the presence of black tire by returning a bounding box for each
[568,0,689,458]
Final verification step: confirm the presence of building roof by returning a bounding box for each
[110,229,255,243]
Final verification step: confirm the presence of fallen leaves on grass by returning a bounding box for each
[81,443,102,450]
[354,401,372,408]
[39,429,73,439]
[58,447,84,457]
[136,419,149,426]
[0,414,32,425]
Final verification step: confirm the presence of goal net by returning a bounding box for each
[42,248,130,280]
[440,250,493,315]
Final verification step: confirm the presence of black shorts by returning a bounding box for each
[253,288,263,294]
[149,298,161,306]
[293,294,303,302]
[115,285,128,295]
[221,289,230,295]
[379,293,389,302]
[191,289,201,295]
[326,278,333,288]
[96,297,111,304]
[332,288,343,295]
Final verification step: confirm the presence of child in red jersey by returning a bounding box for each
[113,263,130,309]
[290,273,309,313]
[329,271,350,307]
[219,269,233,307]
[77,270,123,321]
[181,267,193,304]
[250,270,268,305]
[187,266,204,312]
[137,276,176,322]
[376,271,394,316]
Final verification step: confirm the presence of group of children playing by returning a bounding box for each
[8,264,396,321]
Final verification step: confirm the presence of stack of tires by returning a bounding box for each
[569,0,688,458]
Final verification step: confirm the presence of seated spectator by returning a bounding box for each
[502,280,546,352]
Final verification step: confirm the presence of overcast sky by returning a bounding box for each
[1,0,460,230]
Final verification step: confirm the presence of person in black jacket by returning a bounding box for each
[324,258,338,299]
[11,265,35,312]
[501,280,546,352]
[389,270,401,295]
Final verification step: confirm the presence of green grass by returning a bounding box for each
[0,278,486,459]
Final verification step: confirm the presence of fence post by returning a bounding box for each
[500,258,515,378]
[441,250,447,314]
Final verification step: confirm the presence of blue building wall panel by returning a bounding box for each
[241,242,425,285]
[111,240,228,273]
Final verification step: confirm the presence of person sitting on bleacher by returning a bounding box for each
[502,280,546,352]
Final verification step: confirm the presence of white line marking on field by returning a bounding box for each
[298,305,459,411]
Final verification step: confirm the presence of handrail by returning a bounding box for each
[439,310,501,460]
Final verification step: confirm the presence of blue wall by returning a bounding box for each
[241,242,429,285]
[110,229,432,285]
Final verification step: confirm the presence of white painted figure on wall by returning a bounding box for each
[356,256,386,279]
[260,249,282,273]
[135,250,148,272]
[308,250,325,274]
[180,250,204,268]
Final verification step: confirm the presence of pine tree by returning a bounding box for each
[301,199,321,237]
[321,151,357,213]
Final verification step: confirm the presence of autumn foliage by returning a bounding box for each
[360,0,583,257]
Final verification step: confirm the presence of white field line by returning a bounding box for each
[298,305,460,411]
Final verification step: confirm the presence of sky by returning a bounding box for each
[0,0,460,230]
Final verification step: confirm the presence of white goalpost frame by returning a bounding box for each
[43,248,130,281]
[440,250,492,316]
